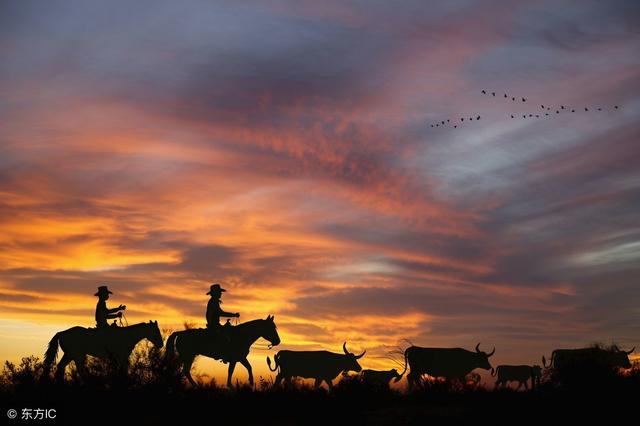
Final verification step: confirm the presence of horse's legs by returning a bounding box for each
[182,355,198,387]
[313,378,321,388]
[239,358,254,386]
[116,357,128,378]
[227,361,237,388]
[55,354,72,382]
[75,356,88,382]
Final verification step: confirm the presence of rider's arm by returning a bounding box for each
[219,309,238,317]
[106,307,121,314]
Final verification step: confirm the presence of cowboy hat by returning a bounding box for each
[206,283,226,295]
[94,285,113,296]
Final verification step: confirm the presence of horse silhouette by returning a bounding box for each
[43,320,164,381]
[165,315,280,387]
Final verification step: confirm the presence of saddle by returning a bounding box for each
[91,323,126,336]
[202,325,235,362]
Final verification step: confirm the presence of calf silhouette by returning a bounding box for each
[491,365,541,390]
[360,368,403,387]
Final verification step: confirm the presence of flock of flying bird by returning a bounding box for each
[429,90,621,129]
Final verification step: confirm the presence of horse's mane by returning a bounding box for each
[236,318,266,329]
[126,321,155,329]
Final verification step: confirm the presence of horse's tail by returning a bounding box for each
[43,332,61,374]
[266,352,279,372]
[165,332,179,359]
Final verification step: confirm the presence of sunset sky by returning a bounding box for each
[1,0,639,382]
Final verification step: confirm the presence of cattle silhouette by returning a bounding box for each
[166,315,280,387]
[400,343,495,388]
[543,346,634,370]
[491,364,541,390]
[360,368,403,387]
[42,321,164,382]
[267,342,365,389]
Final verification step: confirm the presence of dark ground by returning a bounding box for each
[2,352,638,425]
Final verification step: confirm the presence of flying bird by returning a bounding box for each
[454,125,457,128]
[522,97,526,102]
[585,108,588,111]
[492,92,496,96]
[561,106,565,109]
[477,116,481,120]
[556,110,560,113]
[614,105,619,109]
[541,105,544,109]
[482,90,486,94]
[512,97,515,101]
[571,109,575,112]
[597,107,602,111]
[461,118,464,121]
[504,94,508,98]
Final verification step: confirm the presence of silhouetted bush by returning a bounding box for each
[2,344,638,425]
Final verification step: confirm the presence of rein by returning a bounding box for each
[119,312,129,327]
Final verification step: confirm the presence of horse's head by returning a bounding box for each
[261,315,280,348]
[145,320,164,348]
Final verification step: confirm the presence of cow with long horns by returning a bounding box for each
[542,346,635,370]
[399,343,495,388]
[267,342,365,389]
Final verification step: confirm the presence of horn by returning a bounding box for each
[354,349,366,359]
[487,347,496,357]
[475,343,481,353]
[625,347,635,355]
[343,342,349,355]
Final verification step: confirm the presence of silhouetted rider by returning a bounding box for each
[205,283,239,329]
[94,285,126,329]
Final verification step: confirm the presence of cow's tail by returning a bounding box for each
[267,353,279,372]
[542,352,553,368]
[43,332,61,375]
[165,332,179,360]
[397,347,410,378]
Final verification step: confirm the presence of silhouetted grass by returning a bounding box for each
[1,343,638,425]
